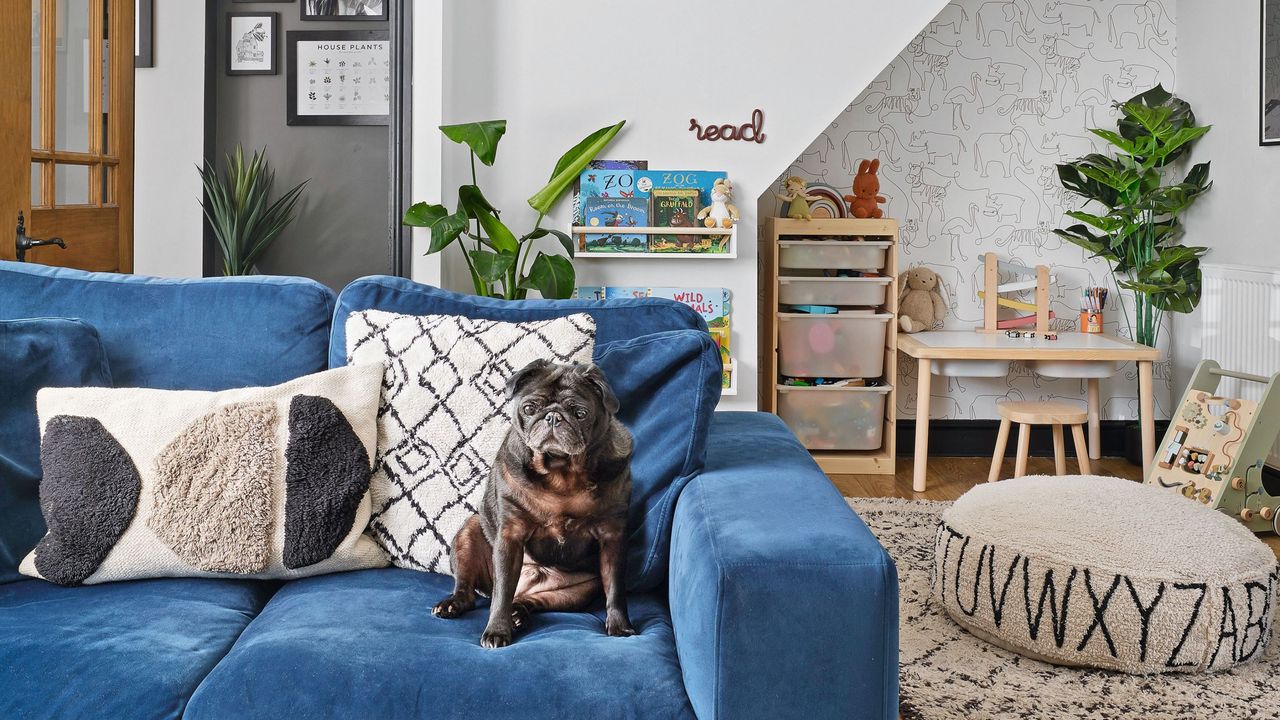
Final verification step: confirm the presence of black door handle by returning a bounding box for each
[15,212,66,262]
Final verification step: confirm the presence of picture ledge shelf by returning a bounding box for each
[569,225,738,259]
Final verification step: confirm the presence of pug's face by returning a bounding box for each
[506,360,620,459]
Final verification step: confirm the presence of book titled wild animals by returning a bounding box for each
[581,197,647,253]
[573,286,733,387]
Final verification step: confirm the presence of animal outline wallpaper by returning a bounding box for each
[771,0,1176,421]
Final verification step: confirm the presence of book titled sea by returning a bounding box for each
[581,197,647,253]
[649,188,701,253]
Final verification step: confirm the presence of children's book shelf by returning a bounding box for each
[568,226,738,259]
[760,218,899,475]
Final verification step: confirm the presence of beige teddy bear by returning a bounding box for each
[897,266,947,333]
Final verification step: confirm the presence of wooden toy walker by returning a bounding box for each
[1146,360,1280,533]
[976,253,1054,334]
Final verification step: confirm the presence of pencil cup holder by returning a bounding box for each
[1080,311,1103,333]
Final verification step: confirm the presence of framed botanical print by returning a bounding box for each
[1264,0,1280,144]
[286,30,391,125]
[301,0,388,21]
[227,12,278,76]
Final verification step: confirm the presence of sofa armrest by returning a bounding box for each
[669,412,898,720]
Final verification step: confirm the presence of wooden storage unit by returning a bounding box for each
[760,218,899,474]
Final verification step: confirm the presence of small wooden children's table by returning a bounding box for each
[898,332,1160,492]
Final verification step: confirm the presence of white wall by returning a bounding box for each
[132,3,206,278]
[1174,2,1280,391]
[411,1,443,287]
[774,0,1176,421]
[433,0,949,409]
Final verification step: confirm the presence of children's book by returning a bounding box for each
[649,188,700,252]
[574,161,647,224]
[581,197,648,253]
[634,170,726,208]
[592,286,733,386]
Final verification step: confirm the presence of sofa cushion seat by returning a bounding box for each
[0,577,277,720]
[185,568,695,720]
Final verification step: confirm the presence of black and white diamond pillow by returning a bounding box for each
[345,310,596,573]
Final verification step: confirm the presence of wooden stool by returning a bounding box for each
[988,400,1091,482]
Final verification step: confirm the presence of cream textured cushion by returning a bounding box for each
[346,310,595,574]
[934,475,1279,674]
[20,365,388,585]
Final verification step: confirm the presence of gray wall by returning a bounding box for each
[213,0,392,290]
[1172,2,1280,392]
[1179,2,1280,270]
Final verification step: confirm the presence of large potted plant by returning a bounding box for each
[198,146,309,277]
[404,119,625,300]
[1054,85,1212,349]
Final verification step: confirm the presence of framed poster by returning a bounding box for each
[227,13,278,76]
[1264,0,1280,144]
[135,0,153,68]
[301,0,388,21]
[287,30,390,125]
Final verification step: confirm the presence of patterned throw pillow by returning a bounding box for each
[346,310,596,573]
[19,365,388,586]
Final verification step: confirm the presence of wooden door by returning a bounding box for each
[0,0,134,271]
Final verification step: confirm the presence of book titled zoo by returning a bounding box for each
[649,189,708,253]
[581,197,648,253]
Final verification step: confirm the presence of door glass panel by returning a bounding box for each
[55,164,90,205]
[31,163,44,206]
[32,4,42,148]
[55,0,92,153]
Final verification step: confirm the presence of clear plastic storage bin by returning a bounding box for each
[777,312,892,378]
[778,277,892,307]
[778,240,891,271]
[776,384,891,450]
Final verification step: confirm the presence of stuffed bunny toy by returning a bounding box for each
[897,266,947,333]
[844,159,886,219]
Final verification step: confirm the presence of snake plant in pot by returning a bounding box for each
[403,119,625,300]
[198,145,309,277]
[1054,85,1212,349]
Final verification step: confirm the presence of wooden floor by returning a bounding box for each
[830,457,1280,558]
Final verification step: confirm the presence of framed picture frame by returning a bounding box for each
[286,30,391,126]
[227,12,279,76]
[301,0,388,21]
[1264,0,1280,144]
[135,0,154,68]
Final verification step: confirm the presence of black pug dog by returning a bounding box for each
[433,359,635,648]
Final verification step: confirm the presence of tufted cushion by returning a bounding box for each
[934,475,1279,674]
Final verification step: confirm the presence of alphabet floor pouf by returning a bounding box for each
[933,475,1279,674]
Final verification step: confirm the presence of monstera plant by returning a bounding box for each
[1055,85,1212,349]
[404,119,625,300]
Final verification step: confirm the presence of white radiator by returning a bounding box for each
[1200,263,1280,465]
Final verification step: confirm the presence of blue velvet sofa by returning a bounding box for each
[0,260,898,720]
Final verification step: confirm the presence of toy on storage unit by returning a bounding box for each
[897,266,947,333]
[775,176,820,220]
[976,253,1054,333]
[843,159,886,219]
[1146,360,1280,533]
[697,177,740,228]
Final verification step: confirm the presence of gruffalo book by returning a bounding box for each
[649,188,701,252]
